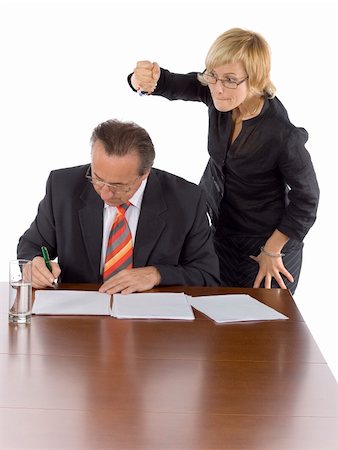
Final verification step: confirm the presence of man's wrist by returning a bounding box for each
[151,266,161,286]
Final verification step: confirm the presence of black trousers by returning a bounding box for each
[213,235,303,295]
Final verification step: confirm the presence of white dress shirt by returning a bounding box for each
[100,178,147,274]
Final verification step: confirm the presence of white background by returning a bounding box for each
[1,0,337,380]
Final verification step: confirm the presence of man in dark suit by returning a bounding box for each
[17,119,220,294]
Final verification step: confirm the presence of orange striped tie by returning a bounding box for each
[103,203,133,281]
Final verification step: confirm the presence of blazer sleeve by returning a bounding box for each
[277,127,320,241]
[128,68,211,105]
[17,171,58,261]
[153,189,220,287]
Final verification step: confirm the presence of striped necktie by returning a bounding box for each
[103,202,133,282]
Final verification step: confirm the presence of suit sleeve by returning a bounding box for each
[128,68,211,105]
[153,190,220,287]
[277,128,320,241]
[17,171,58,261]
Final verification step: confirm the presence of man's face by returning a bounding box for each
[90,139,149,207]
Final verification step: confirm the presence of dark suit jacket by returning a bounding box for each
[17,165,220,286]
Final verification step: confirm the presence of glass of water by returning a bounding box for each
[9,259,32,324]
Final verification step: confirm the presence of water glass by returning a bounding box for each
[9,259,32,324]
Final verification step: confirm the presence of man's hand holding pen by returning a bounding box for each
[31,254,61,289]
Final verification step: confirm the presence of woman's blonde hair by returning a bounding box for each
[198,28,276,98]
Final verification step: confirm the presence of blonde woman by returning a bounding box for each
[128,28,319,294]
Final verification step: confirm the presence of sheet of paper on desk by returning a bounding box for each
[33,290,111,315]
[111,292,195,320]
[188,294,288,323]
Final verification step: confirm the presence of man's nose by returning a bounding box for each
[100,184,113,201]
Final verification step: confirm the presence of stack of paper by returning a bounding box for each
[111,292,195,320]
[33,290,111,315]
[32,290,287,323]
[188,294,288,323]
[33,290,195,320]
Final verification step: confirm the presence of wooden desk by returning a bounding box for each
[0,283,337,449]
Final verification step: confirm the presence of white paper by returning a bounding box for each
[189,294,288,323]
[111,292,195,320]
[33,290,111,315]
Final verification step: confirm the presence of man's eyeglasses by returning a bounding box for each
[85,166,140,194]
[199,70,248,89]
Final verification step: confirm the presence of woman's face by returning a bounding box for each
[207,61,249,112]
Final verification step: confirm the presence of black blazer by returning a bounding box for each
[17,165,220,286]
[128,70,319,241]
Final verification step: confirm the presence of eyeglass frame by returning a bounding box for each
[85,166,141,194]
[199,70,249,89]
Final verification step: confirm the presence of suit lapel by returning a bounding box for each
[77,169,167,274]
[78,182,104,279]
[133,170,167,267]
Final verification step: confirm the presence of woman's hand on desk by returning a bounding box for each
[31,256,61,288]
[99,266,161,295]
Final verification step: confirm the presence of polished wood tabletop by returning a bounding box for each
[0,283,337,449]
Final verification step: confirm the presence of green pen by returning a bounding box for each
[41,246,57,287]
[41,246,53,273]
